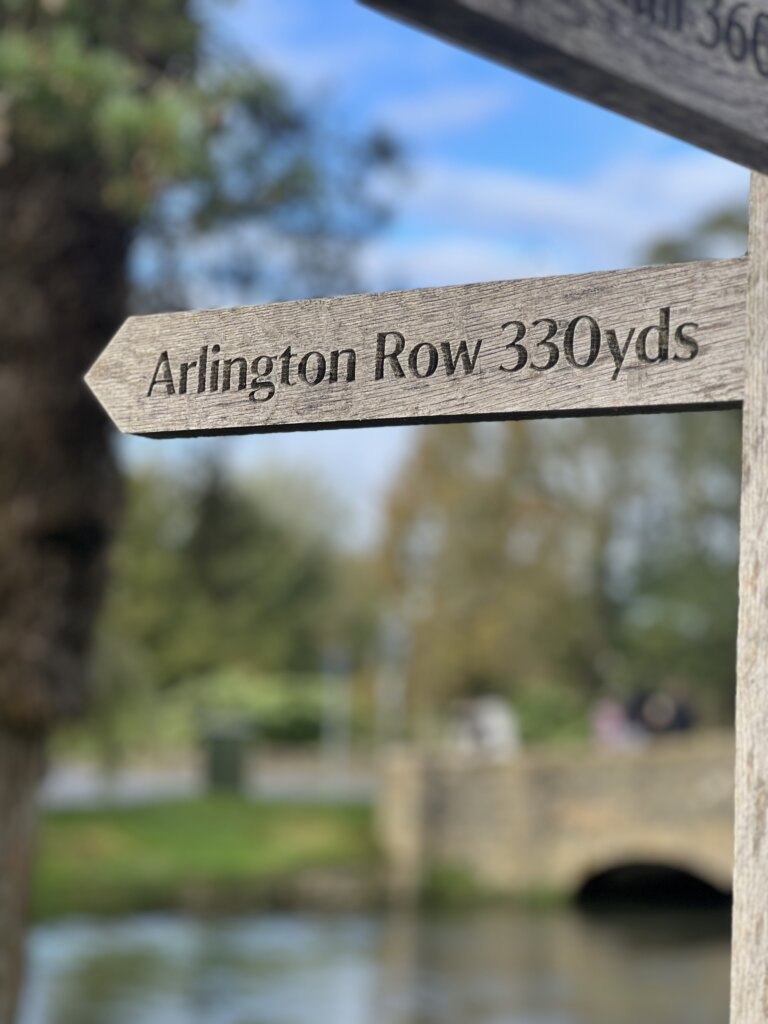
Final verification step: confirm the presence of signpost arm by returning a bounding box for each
[731,172,768,1024]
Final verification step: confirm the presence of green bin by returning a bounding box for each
[203,722,250,793]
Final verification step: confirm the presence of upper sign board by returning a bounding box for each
[360,0,768,173]
[86,258,745,437]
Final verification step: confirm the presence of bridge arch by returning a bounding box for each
[575,860,731,906]
[557,832,733,898]
[569,839,732,906]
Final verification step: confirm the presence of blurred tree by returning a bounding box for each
[379,419,625,734]
[381,415,740,740]
[647,207,747,264]
[380,422,585,724]
[0,1,395,1016]
[105,465,337,687]
[67,463,382,766]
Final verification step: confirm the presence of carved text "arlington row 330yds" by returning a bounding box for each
[86,258,746,437]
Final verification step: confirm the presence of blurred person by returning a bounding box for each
[591,697,643,749]
[626,688,696,737]
[449,694,520,757]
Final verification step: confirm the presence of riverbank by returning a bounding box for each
[35,798,380,919]
[33,794,731,921]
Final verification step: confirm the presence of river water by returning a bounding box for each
[21,908,730,1024]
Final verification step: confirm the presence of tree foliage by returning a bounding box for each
[380,413,740,733]
[96,462,381,697]
[0,0,396,306]
[102,466,337,686]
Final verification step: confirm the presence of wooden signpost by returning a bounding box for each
[87,258,746,436]
[731,172,768,1024]
[86,2,768,1018]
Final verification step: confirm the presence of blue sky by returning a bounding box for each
[127,0,750,545]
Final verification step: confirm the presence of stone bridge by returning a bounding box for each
[377,732,734,898]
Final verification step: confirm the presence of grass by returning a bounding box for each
[420,864,570,911]
[34,798,377,920]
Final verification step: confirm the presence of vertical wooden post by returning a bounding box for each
[731,172,768,1023]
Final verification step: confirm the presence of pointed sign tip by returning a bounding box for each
[84,329,135,435]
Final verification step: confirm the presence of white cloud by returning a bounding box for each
[358,235,556,292]
[382,151,749,272]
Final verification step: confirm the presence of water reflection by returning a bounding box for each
[22,908,730,1024]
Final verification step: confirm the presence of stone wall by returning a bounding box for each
[376,733,734,897]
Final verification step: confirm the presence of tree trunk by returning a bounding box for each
[0,165,128,1019]
[0,730,45,1024]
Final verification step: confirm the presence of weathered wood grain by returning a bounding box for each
[86,258,746,438]
[360,0,768,174]
[731,175,768,1024]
